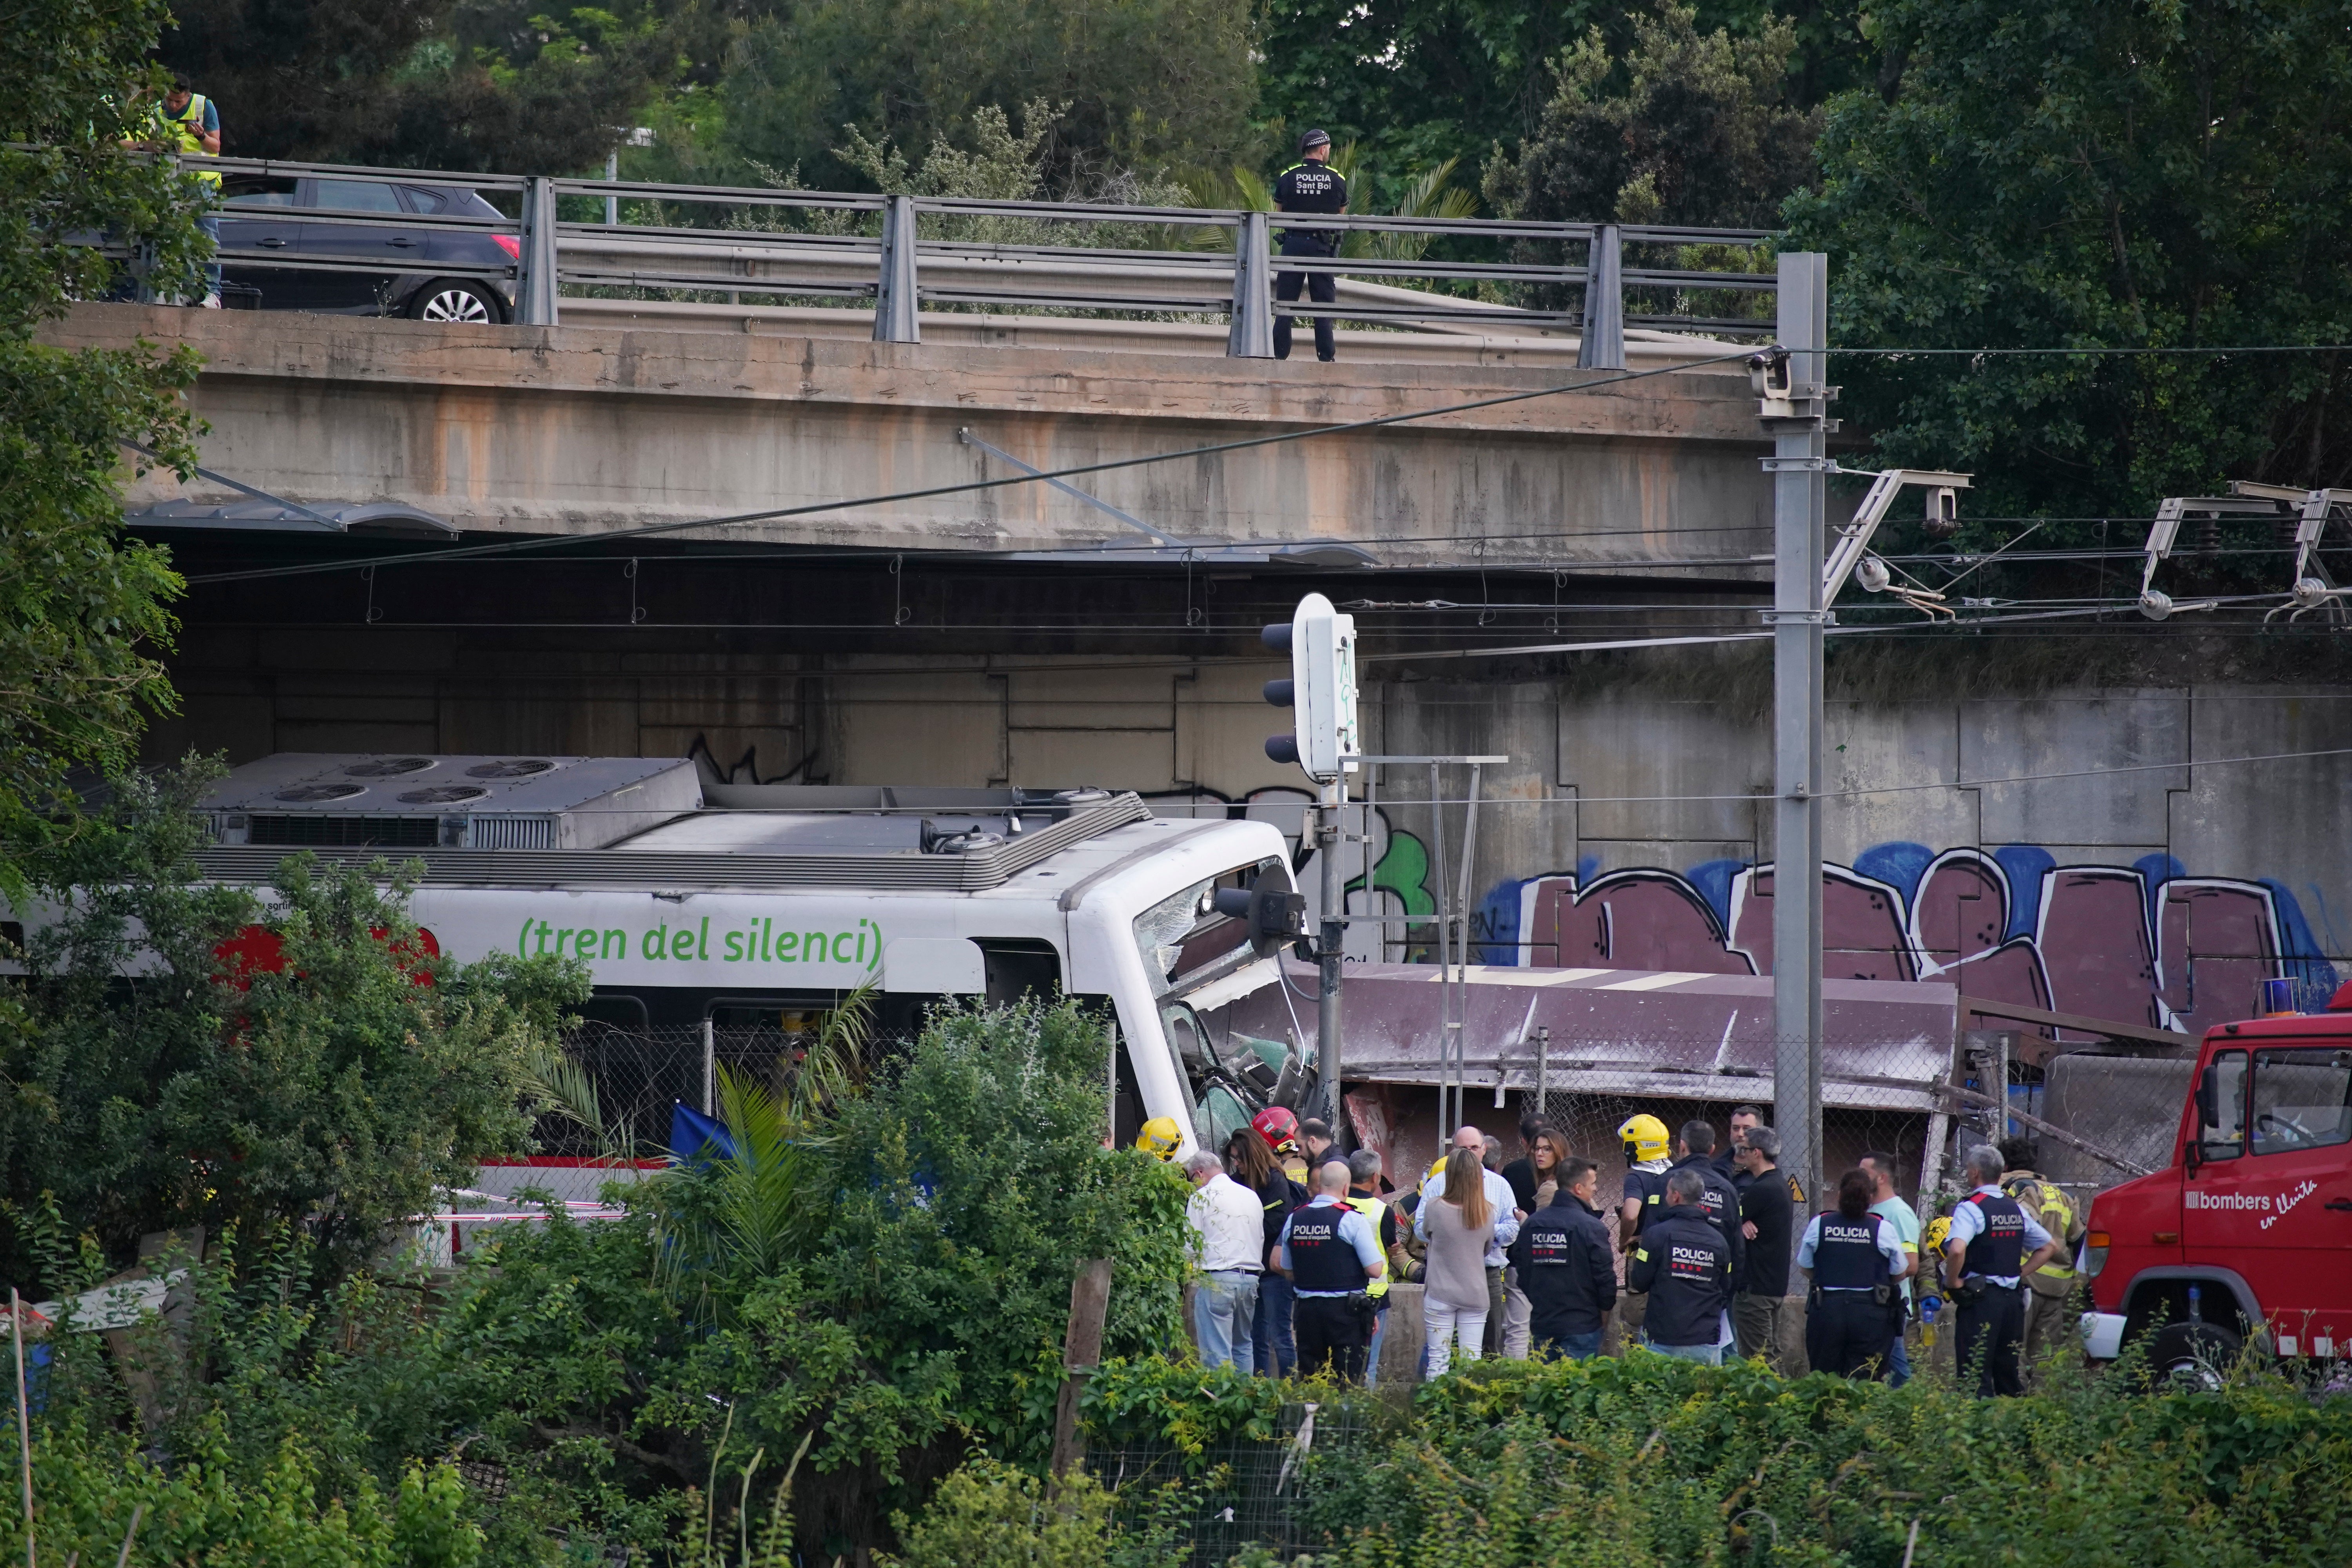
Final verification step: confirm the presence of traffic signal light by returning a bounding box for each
[1212,877,1308,950]
[1261,593,1359,782]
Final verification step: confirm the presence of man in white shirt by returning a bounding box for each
[1184,1150,1265,1371]
[1859,1150,1923,1386]
[1416,1125,1525,1353]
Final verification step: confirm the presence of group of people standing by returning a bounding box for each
[1180,1107,1396,1382]
[1178,1098,2082,1396]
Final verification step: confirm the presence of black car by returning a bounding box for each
[218,172,519,323]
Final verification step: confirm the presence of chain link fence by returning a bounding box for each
[543,1015,897,1159]
[1493,1031,1956,1205]
[1530,1083,1940,1201]
[1089,1402,1375,1568]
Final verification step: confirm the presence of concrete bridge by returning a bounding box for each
[55,301,1773,571]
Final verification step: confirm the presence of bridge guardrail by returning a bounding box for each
[109,155,1780,361]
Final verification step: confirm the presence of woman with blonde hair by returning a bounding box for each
[1421,1144,1511,1375]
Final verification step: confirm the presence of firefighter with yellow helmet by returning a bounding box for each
[1135,1116,1185,1161]
[1613,1113,1675,1339]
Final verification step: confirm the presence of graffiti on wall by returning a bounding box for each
[1477,847,2340,1041]
[1145,786,2339,1040]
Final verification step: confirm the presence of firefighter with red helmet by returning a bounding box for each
[1253,1106,1309,1183]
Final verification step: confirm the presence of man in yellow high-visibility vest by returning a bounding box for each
[134,75,224,305]
[1343,1149,1401,1385]
[1999,1138,2083,1383]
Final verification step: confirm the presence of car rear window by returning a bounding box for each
[311,178,408,213]
[401,187,449,214]
[223,176,297,207]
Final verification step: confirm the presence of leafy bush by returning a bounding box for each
[0,762,586,1288]
[878,1458,1178,1568]
[16,948,1198,1563]
[1082,1357,1356,1461]
[10,1419,479,1568]
[218,995,1200,1562]
[637,996,1192,1552]
[1287,1355,2352,1567]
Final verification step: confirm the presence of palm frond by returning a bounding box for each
[1346,157,1480,264]
[523,1042,637,1164]
[651,984,877,1301]
[712,1064,822,1279]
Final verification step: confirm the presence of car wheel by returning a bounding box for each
[409,280,502,325]
[2143,1321,2242,1390]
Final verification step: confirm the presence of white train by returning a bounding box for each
[192,753,1307,1159]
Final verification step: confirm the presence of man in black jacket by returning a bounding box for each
[1724,1105,1767,1191]
[1658,1120,1744,1357]
[1733,1125,1796,1370]
[1628,1169,1732,1363]
[1508,1154,1617,1360]
[1272,129,1348,361]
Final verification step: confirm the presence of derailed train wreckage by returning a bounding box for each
[4,751,2171,1247]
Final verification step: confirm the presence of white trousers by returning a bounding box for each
[1425,1300,1489,1378]
[1504,1270,1534,1359]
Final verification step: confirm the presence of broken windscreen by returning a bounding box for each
[1131,856,1288,999]
[1132,856,1308,1148]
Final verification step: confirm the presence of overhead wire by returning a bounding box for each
[1829,343,2352,357]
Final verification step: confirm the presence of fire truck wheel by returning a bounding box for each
[2144,1321,2242,1390]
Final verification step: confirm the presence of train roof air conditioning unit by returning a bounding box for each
[198,754,702,851]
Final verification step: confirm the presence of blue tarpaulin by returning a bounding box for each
[670,1101,734,1165]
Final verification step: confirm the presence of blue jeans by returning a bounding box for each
[1194,1271,1258,1372]
[1548,1329,1604,1362]
[1887,1328,1912,1387]
[1364,1303,1387,1387]
[1647,1339,1724,1365]
[1253,1273,1298,1377]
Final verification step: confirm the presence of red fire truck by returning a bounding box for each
[2079,984,2352,1376]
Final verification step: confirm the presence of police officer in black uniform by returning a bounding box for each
[1941,1143,2057,1396]
[1272,129,1348,362]
[1275,1161,1388,1383]
[1798,1168,1909,1377]
[1660,1119,1746,1294]
[1508,1154,1617,1359]
[1628,1168,1733,1362]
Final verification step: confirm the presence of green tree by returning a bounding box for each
[1253,0,1600,208]
[2,0,208,866]
[1483,3,1820,230]
[0,763,584,1286]
[701,0,1257,191]
[1253,0,1863,212]
[414,998,1192,1559]
[156,0,676,173]
[1783,0,2352,534]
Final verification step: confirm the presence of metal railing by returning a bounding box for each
[149,155,1780,360]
